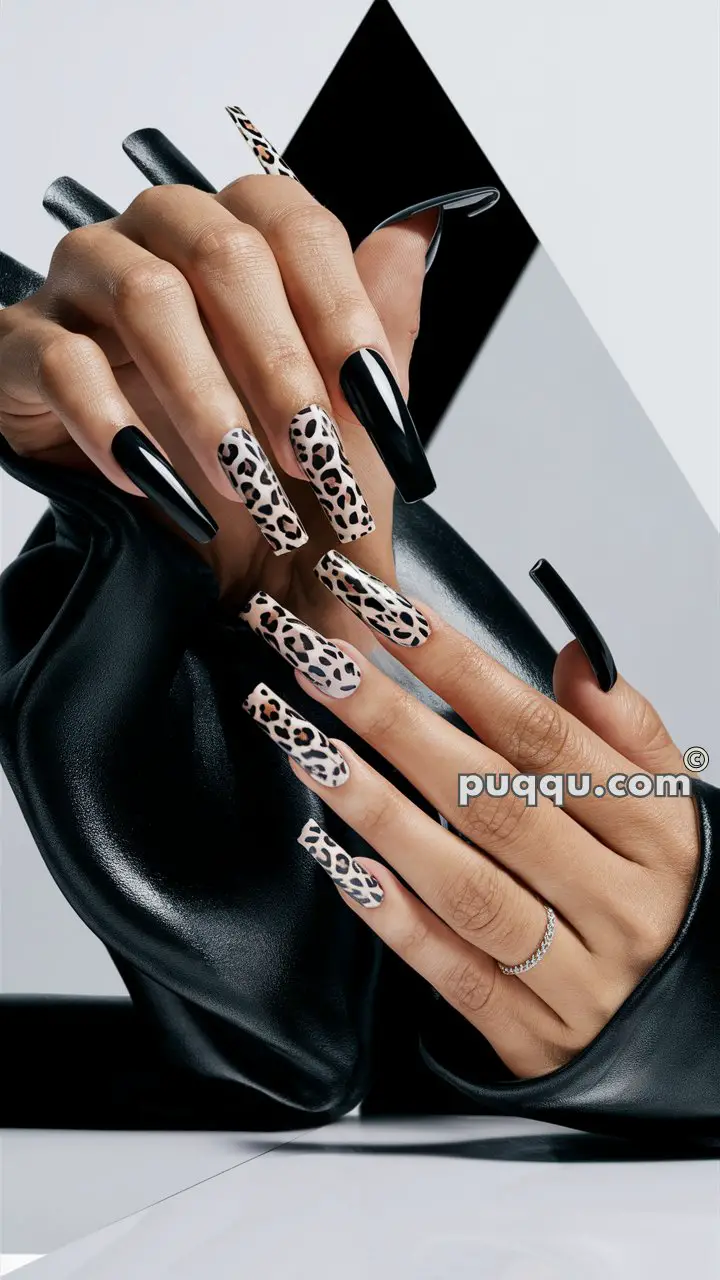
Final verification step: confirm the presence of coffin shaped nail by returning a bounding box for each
[530,558,617,692]
[314,550,431,647]
[122,128,216,192]
[298,820,384,907]
[111,426,218,544]
[289,404,375,543]
[340,349,435,503]
[242,684,349,787]
[225,106,297,180]
[43,177,118,230]
[217,427,307,555]
[241,592,362,697]
[373,185,501,272]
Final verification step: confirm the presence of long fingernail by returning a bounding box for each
[314,550,431,647]
[225,106,297,180]
[122,129,216,192]
[298,820,384,908]
[111,426,218,544]
[289,405,375,543]
[43,177,118,230]
[240,591,362,698]
[339,349,435,503]
[373,185,501,272]
[529,558,617,692]
[218,427,307,555]
[242,684,349,787]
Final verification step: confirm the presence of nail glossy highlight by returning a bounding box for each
[111,426,218,544]
[530,558,617,692]
[289,404,375,543]
[298,820,384,907]
[373,185,501,272]
[340,349,435,504]
[314,550,431,647]
[242,684,350,787]
[218,427,307,555]
[240,591,362,698]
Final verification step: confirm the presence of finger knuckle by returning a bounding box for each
[37,332,98,392]
[462,788,530,849]
[439,863,506,944]
[445,957,497,1017]
[353,687,413,747]
[49,223,105,275]
[187,221,268,276]
[507,694,571,771]
[113,259,188,314]
[394,914,432,961]
[357,791,398,844]
[125,184,177,223]
[269,199,347,247]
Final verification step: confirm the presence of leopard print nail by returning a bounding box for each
[297,820,384,908]
[242,684,349,787]
[240,592,362,698]
[225,106,297,180]
[218,427,307,555]
[289,405,375,544]
[314,550,431,647]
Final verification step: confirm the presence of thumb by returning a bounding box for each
[531,558,685,773]
[354,210,438,396]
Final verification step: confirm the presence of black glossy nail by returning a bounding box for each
[373,185,500,272]
[0,251,44,308]
[530,559,617,692]
[111,426,218,544]
[122,129,216,192]
[43,177,118,230]
[339,349,435,503]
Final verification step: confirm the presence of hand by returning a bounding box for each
[242,566,700,1079]
[0,148,435,633]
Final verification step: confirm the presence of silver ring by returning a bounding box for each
[498,906,556,976]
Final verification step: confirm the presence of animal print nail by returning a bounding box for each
[225,106,297,180]
[218,427,307,555]
[242,684,350,787]
[314,550,431,647]
[240,591,362,698]
[289,405,375,544]
[297,820,384,908]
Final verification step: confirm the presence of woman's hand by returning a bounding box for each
[240,558,700,1079]
[0,137,435,628]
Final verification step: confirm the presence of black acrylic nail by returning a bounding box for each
[373,185,500,272]
[111,426,218,544]
[0,251,44,308]
[339,349,436,503]
[530,559,617,692]
[43,177,118,230]
[122,129,216,193]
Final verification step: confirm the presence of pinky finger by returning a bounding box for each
[296,817,563,1080]
[0,320,218,543]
